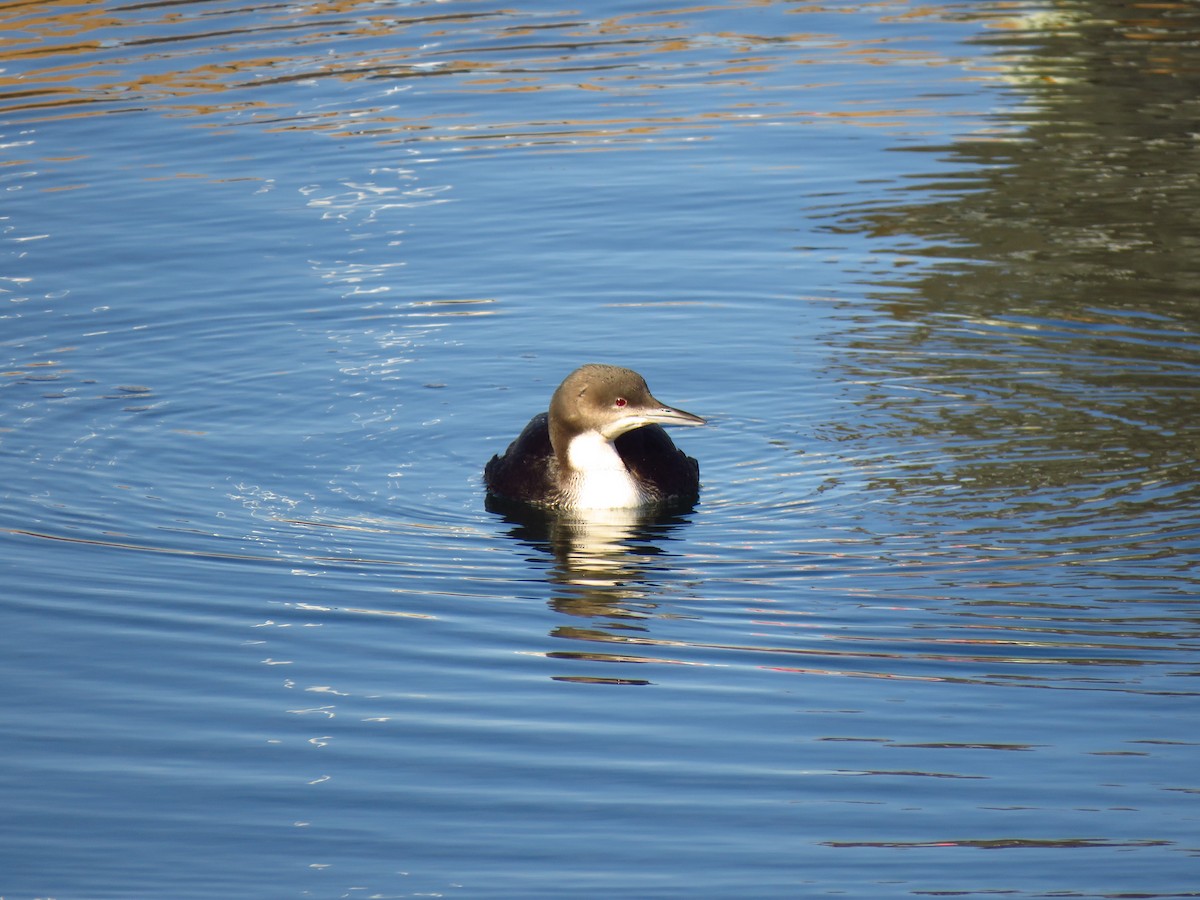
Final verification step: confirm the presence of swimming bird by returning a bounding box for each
[484,364,705,510]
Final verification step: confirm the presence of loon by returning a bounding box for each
[484,364,705,510]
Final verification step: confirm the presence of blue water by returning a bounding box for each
[3,1,1199,898]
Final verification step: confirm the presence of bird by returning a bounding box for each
[484,364,705,510]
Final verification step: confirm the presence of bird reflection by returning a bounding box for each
[484,494,697,620]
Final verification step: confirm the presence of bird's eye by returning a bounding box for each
[615,397,627,408]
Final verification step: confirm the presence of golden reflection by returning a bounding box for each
[0,0,991,144]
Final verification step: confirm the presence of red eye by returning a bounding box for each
[615,397,627,408]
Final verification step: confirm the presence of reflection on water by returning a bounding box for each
[488,496,693,591]
[1,0,994,149]
[484,500,707,685]
[829,2,1200,566]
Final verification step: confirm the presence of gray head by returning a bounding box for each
[547,364,705,454]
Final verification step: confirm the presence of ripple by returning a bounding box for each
[4,4,1200,898]
[1,0,999,154]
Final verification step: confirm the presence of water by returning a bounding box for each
[3,1,1199,897]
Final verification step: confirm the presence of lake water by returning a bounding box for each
[2,1,1199,897]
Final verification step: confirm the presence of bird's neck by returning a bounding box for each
[559,430,644,509]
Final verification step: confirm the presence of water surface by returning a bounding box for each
[2,1,1198,898]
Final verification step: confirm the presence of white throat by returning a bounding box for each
[563,431,645,509]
